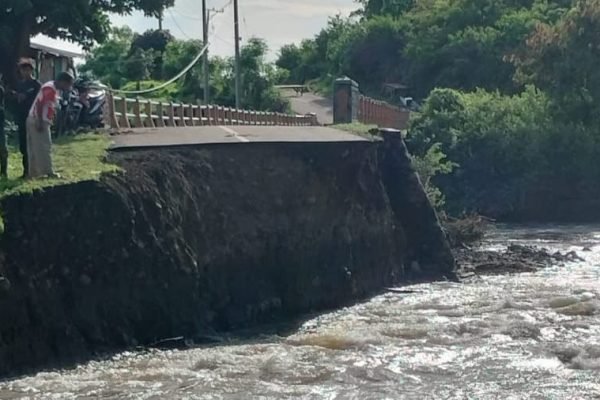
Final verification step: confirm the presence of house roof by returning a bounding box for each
[30,39,84,59]
[383,83,409,90]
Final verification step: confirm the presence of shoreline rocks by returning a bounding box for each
[455,243,584,277]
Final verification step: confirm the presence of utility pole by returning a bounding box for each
[158,9,163,30]
[233,0,241,109]
[202,0,209,104]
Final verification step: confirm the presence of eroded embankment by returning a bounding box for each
[0,133,454,377]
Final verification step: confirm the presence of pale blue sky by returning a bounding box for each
[111,0,358,58]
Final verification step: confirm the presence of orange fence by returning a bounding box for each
[107,94,318,130]
[357,95,410,130]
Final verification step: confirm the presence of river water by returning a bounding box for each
[1,225,599,399]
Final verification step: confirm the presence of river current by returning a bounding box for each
[1,225,599,399]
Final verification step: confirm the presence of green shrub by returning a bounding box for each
[408,86,600,220]
[411,143,457,210]
[120,80,180,102]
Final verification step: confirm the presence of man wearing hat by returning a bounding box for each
[14,58,41,177]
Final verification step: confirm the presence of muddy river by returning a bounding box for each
[1,225,599,399]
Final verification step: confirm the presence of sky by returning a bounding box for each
[34,0,358,60]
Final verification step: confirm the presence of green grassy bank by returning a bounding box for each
[0,134,119,198]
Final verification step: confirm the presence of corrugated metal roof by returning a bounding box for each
[30,41,84,59]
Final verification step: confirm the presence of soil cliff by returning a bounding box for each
[0,133,454,376]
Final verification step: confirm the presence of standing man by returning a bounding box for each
[26,72,74,179]
[0,74,7,178]
[14,59,41,178]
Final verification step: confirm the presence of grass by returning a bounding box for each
[0,133,119,198]
[335,123,380,139]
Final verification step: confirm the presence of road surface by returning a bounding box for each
[110,126,367,150]
[286,92,334,125]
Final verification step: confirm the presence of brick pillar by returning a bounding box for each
[333,77,359,124]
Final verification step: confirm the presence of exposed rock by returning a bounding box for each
[148,336,189,350]
[456,244,584,277]
[443,214,491,247]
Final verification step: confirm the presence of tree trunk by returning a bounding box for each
[0,46,15,87]
[2,12,34,88]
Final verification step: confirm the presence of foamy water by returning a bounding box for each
[1,225,599,399]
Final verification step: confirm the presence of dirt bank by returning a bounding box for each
[0,133,454,377]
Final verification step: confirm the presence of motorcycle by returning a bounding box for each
[55,78,107,136]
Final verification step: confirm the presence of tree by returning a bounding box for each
[162,39,205,99]
[513,0,600,123]
[341,16,406,92]
[0,0,174,85]
[404,86,600,219]
[131,29,174,79]
[237,38,289,112]
[79,27,134,88]
[131,29,173,53]
[81,32,288,111]
[276,44,303,83]
[123,47,154,88]
[274,16,361,91]
[356,0,415,18]
[275,39,326,85]
[402,0,530,96]
[275,0,572,98]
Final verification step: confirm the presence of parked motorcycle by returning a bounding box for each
[55,77,107,136]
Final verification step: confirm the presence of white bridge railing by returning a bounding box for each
[106,94,318,130]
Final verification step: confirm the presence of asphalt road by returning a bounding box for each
[110,126,367,150]
[286,92,334,125]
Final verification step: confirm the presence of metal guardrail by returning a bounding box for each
[357,95,410,130]
[106,93,318,130]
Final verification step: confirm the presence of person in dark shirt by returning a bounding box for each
[0,74,7,178]
[14,59,41,177]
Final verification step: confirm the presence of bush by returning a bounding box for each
[411,143,456,210]
[120,80,180,102]
[407,86,600,221]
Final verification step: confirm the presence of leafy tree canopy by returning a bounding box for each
[80,31,289,112]
[132,29,174,53]
[79,27,135,88]
[355,0,415,18]
[0,0,173,84]
[277,0,572,98]
[513,0,600,122]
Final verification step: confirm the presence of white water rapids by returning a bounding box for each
[1,225,599,399]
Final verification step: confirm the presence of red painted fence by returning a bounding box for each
[357,95,410,130]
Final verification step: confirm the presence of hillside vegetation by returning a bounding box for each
[277,0,600,220]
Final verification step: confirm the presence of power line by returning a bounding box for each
[214,33,234,46]
[172,8,204,21]
[216,0,234,12]
[80,6,225,69]
[168,9,194,39]
[111,2,234,95]
[110,42,209,95]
